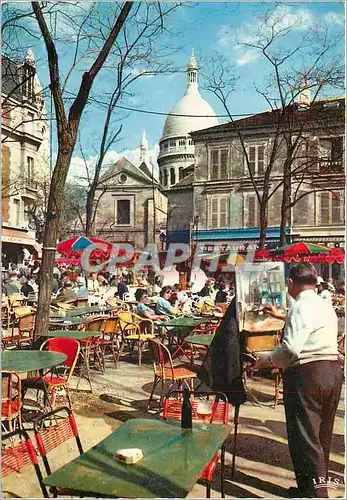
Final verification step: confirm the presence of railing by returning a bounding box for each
[318,158,343,174]
[24,178,38,190]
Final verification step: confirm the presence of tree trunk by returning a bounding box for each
[85,188,95,236]
[34,149,74,339]
[258,197,268,250]
[280,159,291,246]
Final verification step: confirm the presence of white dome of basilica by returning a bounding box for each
[161,51,218,140]
[162,88,219,139]
[158,50,219,191]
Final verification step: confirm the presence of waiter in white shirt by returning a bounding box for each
[255,262,342,498]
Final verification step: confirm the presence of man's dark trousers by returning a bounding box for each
[283,360,343,498]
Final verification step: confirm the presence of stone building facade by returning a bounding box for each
[189,96,345,278]
[1,50,49,266]
[94,156,167,250]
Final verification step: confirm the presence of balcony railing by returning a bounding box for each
[318,158,343,174]
[23,178,38,191]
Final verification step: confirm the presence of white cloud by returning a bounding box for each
[324,12,344,26]
[68,144,160,185]
[219,5,314,66]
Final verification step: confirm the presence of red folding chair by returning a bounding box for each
[1,370,22,431]
[23,337,80,409]
[34,406,84,497]
[162,390,229,498]
[2,428,48,497]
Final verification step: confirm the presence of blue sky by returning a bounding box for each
[9,2,345,179]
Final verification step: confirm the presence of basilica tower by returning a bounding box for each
[157,50,219,190]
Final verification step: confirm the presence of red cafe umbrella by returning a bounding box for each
[255,242,344,264]
[56,236,113,260]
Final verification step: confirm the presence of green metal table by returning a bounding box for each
[162,316,208,329]
[43,418,231,498]
[41,330,100,341]
[50,306,112,319]
[161,317,210,360]
[185,334,214,347]
[2,350,66,373]
[49,317,88,329]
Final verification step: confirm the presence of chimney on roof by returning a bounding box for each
[298,75,310,109]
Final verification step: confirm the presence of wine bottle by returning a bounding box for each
[181,388,192,429]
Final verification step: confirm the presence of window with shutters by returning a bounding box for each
[209,197,229,228]
[319,191,344,225]
[318,137,344,173]
[115,197,134,226]
[246,144,266,175]
[293,191,309,226]
[209,148,229,180]
[211,198,218,228]
[219,198,228,228]
[268,190,282,226]
[247,195,258,227]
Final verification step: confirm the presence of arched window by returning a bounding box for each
[179,167,184,181]
[164,169,168,187]
[170,167,176,186]
[159,171,163,185]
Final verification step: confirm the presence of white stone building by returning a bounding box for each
[1,50,49,266]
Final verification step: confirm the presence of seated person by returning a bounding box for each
[135,288,167,321]
[87,272,100,292]
[75,277,89,298]
[115,279,129,300]
[52,280,76,305]
[156,286,177,317]
[169,284,179,305]
[20,277,34,297]
[215,283,228,304]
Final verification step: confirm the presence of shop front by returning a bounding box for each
[1,227,41,267]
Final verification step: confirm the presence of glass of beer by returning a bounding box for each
[196,401,212,430]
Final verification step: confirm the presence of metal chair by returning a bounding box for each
[1,370,22,431]
[99,316,120,369]
[17,311,36,348]
[23,338,80,409]
[147,338,197,410]
[76,317,106,391]
[1,296,10,328]
[2,428,48,497]
[162,390,229,498]
[117,311,155,366]
[34,406,83,497]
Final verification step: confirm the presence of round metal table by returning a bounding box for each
[185,334,214,347]
[49,317,88,329]
[2,350,66,373]
[41,330,101,340]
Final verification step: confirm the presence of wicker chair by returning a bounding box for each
[117,311,155,366]
[147,338,197,410]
